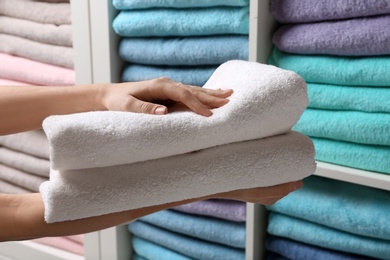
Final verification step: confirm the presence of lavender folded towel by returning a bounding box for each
[0,180,30,194]
[269,48,390,86]
[122,64,217,86]
[119,36,248,66]
[173,199,246,222]
[0,164,47,192]
[140,209,246,248]
[270,0,390,24]
[0,130,49,159]
[273,15,390,56]
[0,0,71,25]
[0,148,50,177]
[113,7,249,37]
[113,0,249,9]
[0,34,74,69]
[307,83,390,113]
[0,16,72,47]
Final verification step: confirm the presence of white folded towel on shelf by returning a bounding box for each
[40,131,316,223]
[43,60,308,170]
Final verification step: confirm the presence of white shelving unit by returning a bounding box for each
[1,0,388,259]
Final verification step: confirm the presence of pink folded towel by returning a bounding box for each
[0,78,34,86]
[0,52,74,86]
[32,237,84,256]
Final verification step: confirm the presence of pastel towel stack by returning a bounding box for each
[132,237,192,260]
[129,221,245,260]
[39,60,316,223]
[113,0,249,86]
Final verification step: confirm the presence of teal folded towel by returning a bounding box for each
[139,209,245,248]
[122,64,216,86]
[119,36,248,66]
[132,236,193,260]
[269,48,390,86]
[268,213,390,260]
[113,7,249,37]
[133,254,148,260]
[312,137,390,174]
[293,109,390,146]
[129,221,245,260]
[307,83,390,113]
[268,176,390,240]
[113,0,249,9]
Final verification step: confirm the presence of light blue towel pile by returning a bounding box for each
[139,209,246,248]
[128,221,245,260]
[113,0,249,9]
[267,213,390,260]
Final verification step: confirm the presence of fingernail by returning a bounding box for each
[155,106,167,115]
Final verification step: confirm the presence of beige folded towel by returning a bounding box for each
[0,179,31,194]
[0,164,47,192]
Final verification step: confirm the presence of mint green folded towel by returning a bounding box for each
[113,0,249,9]
[308,83,390,113]
[268,212,390,260]
[268,176,390,240]
[269,48,390,86]
[312,137,390,174]
[293,109,390,146]
[113,7,249,37]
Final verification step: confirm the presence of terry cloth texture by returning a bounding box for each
[129,221,245,260]
[0,147,50,177]
[0,130,49,159]
[139,209,245,248]
[0,0,71,25]
[265,235,375,260]
[273,15,390,56]
[0,180,30,194]
[119,36,248,66]
[268,48,390,86]
[312,138,390,174]
[40,132,316,223]
[0,52,75,86]
[173,199,246,222]
[122,64,217,86]
[112,7,249,37]
[0,16,72,47]
[270,0,390,24]
[268,176,390,240]
[113,0,249,9]
[132,236,193,260]
[293,109,390,146]
[43,60,308,170]
[268,213,390,260]
[0,34,74,69]
[307,83,390,113]
[0,164,47,192]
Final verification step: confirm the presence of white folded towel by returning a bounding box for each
[43,60,308,171]
[39,131,316,223]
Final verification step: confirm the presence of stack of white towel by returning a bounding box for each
[40,60,316,223]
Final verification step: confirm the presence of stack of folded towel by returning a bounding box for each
[269,0,390,174]
[266,176,390,260]
[0,0,75,86]
[111,0,250,86]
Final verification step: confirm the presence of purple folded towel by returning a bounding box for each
[273,15,390,56]
[270,0,390,23]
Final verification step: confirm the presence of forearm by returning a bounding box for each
[0,85,106,135]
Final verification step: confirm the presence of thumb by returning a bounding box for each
[128,99,167,115]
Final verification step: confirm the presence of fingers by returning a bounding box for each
[120,96,168,115]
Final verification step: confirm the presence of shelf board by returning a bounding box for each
[314,162,390,191]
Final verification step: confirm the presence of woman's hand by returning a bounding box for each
[96,77,233,116]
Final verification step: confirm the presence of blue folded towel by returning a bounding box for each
[312,137,390,174]
[268,48,390,86]
[128,221,245,260]
[270,0,390,24]
[266,252,290,260]
[307,83,390,113]
[273,15,390,56]
[139,209,246,248]
[132,253,149,260]
[132,236,193,260]
[121,64,216,86]
[113,0,249,9]
[112,7,249,37]
[268,176,390,240]
[293,109,390,146]
[119,36,248,66]
[267,213,390,260]
[266,235,376,260]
